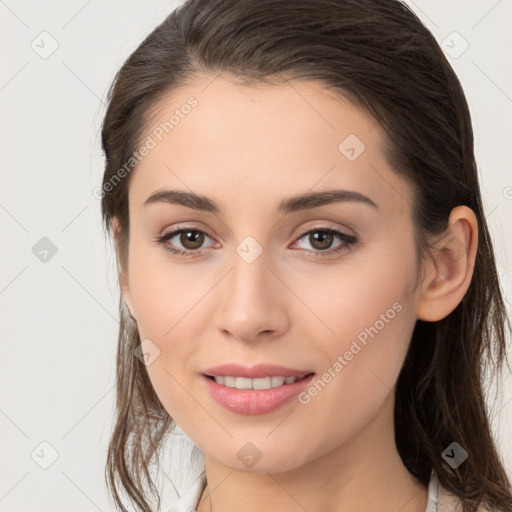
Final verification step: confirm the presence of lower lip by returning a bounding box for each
[202,374,315,415]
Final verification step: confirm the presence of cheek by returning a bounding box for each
[128,239,208,339]
[126,241,216,414]
[292,244,417,409]
[293,243,416,353]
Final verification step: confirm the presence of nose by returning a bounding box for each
[214,247,290,343]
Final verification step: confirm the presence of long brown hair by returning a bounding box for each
[100,1,512,510]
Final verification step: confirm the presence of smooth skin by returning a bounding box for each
[113,73,478,512]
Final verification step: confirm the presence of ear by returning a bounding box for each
[416,206,478,322]
[111,217,137,321]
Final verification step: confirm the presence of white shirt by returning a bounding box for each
[147,425,468,512]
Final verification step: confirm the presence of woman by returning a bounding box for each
[100,0,512,510]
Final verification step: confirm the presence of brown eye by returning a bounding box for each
[155,227,216,257]
[178,230,205,250]
[307,231,334,250]
[293,227,357,258]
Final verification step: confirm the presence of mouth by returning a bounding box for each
[201,363,316,415]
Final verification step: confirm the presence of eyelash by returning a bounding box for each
[154,225,357,259]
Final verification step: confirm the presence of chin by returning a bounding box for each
[203,440,311,474]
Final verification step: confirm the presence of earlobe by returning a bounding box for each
[416,206,478,322]
[111,217,137,322]
[119,274,137,322]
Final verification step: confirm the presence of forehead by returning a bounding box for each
[129,74,413,219]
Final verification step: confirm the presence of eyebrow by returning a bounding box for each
[143,188,378,213]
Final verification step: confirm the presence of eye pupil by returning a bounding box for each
[181,230,204,249]
[310,231,333,250]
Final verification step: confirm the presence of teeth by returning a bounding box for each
[271,376,285,387]
[213,375,298,389]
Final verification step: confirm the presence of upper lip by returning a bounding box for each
[203,363,314,379]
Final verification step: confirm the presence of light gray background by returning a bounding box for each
[1,1,511,510]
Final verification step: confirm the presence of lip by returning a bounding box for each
[202,363,313,379]
[201,365,316,415]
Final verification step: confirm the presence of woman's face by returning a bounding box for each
[120,74,424,473]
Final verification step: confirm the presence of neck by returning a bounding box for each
[197,393,428,512]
